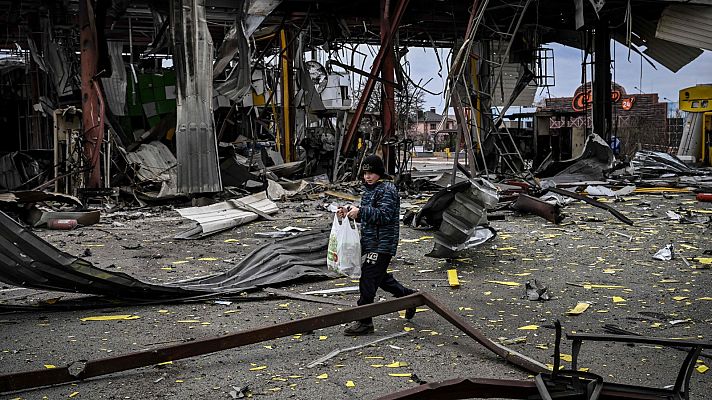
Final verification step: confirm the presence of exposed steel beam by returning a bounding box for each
[341,0,409,154]
[280,27,295,162]
[79,0,105,188]
[381,0,396,173]
[0,292,546,394]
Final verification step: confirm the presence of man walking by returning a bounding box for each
[338,154,416,336]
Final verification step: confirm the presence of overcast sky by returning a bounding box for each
[402,42,712,112]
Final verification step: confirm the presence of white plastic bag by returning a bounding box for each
[326,214,361,278]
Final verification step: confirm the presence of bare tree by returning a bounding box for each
[354,79,426,138]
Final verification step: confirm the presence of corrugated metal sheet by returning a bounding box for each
[0,210,333,300]
[101,41,127,116]
[171,0,223,194]
[656,5,712,51]
[245,0,283,37]
[124,141,178,198]
[633,17,703,72]
[176,192,279,239]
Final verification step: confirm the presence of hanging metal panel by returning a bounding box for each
[171,0,223,194]
[656,5,712,51]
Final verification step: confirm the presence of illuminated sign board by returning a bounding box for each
[572,89,635,112]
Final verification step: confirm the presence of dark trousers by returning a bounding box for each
[357,252,412,324]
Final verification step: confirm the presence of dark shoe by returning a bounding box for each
[404,289,418,320]
[344,321,374,336]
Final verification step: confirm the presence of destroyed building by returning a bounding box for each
[542,82,670,155]
[1,0,712,399]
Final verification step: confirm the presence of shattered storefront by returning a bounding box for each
[542,82,669,156]
[0,0,709,196]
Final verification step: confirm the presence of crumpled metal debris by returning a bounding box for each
[535,134,614,183]
[666,210,682,221]
[175,192,278,239]
[0,210,335,301]
[523,279,550,301]
[229,385,251,399]
[653,244,674,261]
[124,141,178,198]
[667,210,711,224]
[539,192,575,207]
[512,194,564,224]
[418,179,499,258]
[585,185,636,197]
[631,150,696,177]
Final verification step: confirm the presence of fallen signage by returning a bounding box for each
[0,292,546,393]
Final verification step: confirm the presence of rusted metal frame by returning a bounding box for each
[279,28,295,162]
[1,292,550,394]
[79,0,106,188]
[464,0,481,39]
[546,187,634,226]
[376,377,539,400]
[675,346,701,397]
[381,0,396,173]
[0,294,424,393]
[421,292,548,374]
[447,0,488,178]
[451,92,478,177]
[566,333,712,349]
[567,332,711,399]
[450,123,462,186]
[379,375,701,400]
[571,338,582,371]
[602,324,712,360]
[552,320,563,377]
[341,0,409,153]
[512,193,563,224]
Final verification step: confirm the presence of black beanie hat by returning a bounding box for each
[362,154,385,177]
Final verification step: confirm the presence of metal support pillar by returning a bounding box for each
[593,19,611,143]
[79,0,105,188]
[341,0,409,154]
[280,28,295,163]
[381,0,396,174]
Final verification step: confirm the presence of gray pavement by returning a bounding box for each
[1,190,711,399]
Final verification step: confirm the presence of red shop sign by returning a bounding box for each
[572,89,622,112]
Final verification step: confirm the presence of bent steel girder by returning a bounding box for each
[0,292,547,393]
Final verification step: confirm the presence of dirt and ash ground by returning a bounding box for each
[1,190,711,399]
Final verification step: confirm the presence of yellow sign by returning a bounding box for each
[679,85,712,112]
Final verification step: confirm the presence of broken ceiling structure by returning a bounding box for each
[1,1,712,398]
[0,0,710,195]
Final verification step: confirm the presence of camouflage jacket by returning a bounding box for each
[358,180,400,255]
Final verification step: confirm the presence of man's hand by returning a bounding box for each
[336,206,347,219]
[346,206,359,220]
